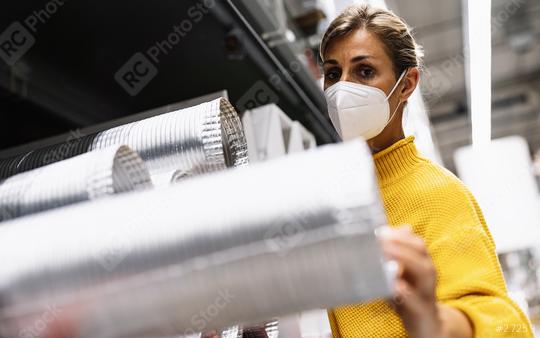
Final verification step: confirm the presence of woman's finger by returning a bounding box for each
[382,241,437,297]
[378,226,428,256]
[391,278,441,338]
[393,278,424,314]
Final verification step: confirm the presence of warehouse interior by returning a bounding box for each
[0,0,539,337]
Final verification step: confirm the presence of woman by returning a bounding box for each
[321,4,533,338]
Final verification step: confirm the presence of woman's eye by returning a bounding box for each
[357,67,375,79]
[325,69,341,81]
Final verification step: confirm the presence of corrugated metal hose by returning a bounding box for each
[0,98,249,186]
[0,145,152,221]
[0,140,392,338]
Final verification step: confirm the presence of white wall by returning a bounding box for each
[454,136,540,253]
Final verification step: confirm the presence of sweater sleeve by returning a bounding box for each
[426,179,533,338]
[327,309,341,338]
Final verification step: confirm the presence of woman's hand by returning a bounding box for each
[378,226,473,338]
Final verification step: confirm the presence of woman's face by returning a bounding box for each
[322,28,418,152]
[322,28,401,109]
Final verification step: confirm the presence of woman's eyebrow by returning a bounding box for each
[323,55,373,67]
[322,59,339,66]
[350,55,373,63]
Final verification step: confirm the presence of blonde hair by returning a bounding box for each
[320,4,423,78]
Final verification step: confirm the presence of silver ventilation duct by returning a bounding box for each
[0,145,152,222]
[0,98,249,186]
[0,139,391,338]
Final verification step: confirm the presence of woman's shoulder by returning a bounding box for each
[409,157,477,208]
[405,158,489,240]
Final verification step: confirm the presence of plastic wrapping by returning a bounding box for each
[0,145,151,221]
[0,139,390,338]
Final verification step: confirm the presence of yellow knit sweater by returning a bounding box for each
[328,136,533,338]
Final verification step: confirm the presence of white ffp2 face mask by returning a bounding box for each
[324,70,407,141]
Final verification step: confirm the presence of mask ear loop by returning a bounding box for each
[386,69,408,101]
[383,69,409,127]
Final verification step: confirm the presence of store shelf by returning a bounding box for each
[0,0,338,153]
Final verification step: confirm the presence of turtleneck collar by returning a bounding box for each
[372,136,425,185]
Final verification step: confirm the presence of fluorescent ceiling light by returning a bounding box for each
[463,0,492,148]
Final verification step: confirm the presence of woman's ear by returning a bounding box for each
[400,67,420,103]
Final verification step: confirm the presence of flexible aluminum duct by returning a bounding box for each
[0,98,249,186]
[0,139,392,338]
[0,145,152,221]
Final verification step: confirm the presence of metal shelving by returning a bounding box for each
[0,0,338,154]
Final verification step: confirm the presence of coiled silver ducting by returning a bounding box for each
[0,98,249,186]
[0,140,391,338]
[0,145,152,221]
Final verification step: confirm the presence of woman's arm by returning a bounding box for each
[379,226,473,338]
[438,303,474,338]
